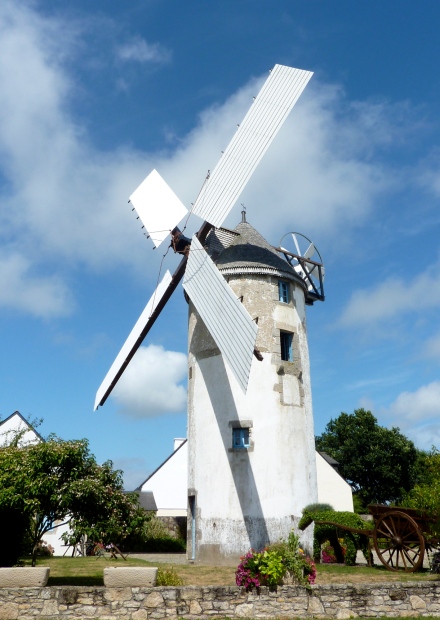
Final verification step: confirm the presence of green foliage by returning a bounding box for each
[0,437,150,566]
[122,516,186,553]
[269,531,316,587]
[125,536,186,553]
[299,509,372,566]
[315,408,421,505]
[401,449,440,538]
[236,531,316,591]
[258,549,286,587]
[352,494,367,514]
[303,503,334,513]
[156,567,183,586]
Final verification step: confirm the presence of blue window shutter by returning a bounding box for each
[233,428,250,449]
[280,331,294,362]
[278,281,289,303]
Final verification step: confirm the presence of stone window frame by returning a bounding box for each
[280,330,294,362]
[228,420,254,452]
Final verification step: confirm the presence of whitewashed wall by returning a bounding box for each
[316,451,354,512]
[140,440,188,516]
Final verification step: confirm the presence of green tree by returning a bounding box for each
[315,408,421,506]
[403,448,440,536]
[0,437,149,566]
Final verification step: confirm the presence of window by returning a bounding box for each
[280,331,293,362]
[278,281,289,303]
[232,428,250,449]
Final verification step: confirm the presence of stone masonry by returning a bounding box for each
[2,583,440,619]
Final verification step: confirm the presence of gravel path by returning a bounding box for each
[127,553,188,564]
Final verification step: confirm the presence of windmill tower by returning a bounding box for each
[94,64,325,564]
[186,214,319,563]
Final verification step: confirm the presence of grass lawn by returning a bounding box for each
[26,556,440,587]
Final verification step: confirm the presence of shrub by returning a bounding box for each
[123,535,186,553]
[122,516,186,553]
[35,540,54,557]
[156,567,183,586]
[236,531,316,591]
[303,503,334,513]
[299,509,372,566]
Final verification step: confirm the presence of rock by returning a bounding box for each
[0,567,49,587]
[103,567,158,587]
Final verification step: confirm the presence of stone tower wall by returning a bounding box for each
[187,273,318,564]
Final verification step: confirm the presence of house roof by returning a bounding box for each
[214,218,306,288]
[318,451,340,469]
[136,491,157,512]
[134,438,188,492]
[0,410,45,443]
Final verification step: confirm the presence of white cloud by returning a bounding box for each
[0,1,425,317]
[340,265,440,327]
[117,37,171,64]
[382,381,440,450]
[0,251,72,317]
[111,344,187,418]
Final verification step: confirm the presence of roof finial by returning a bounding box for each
[241,203,247,223]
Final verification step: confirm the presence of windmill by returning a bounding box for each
[95,64,325,563]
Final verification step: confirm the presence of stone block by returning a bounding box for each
[104,586,133,601]
[145,591,165,607]
[410,594,427,610]
[336,610,358,619]
[132,610,149,620]
[308,596,325,615]
[0,603,19,620]
[0,567,50,587]
[104,567,158,588]
[189,599,203,614]
[41,599,59,616]
[235,602,254,617]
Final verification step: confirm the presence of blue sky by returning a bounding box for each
[1,0,440,489]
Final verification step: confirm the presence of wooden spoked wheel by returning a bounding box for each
[373,510,425,572]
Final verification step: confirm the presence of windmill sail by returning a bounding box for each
[183,236,258,393]
[95,269,175,409]
[129,169,188,248]
[191,65,313,228]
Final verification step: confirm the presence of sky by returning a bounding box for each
[1,0,440,490]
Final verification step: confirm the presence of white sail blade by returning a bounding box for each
[291,233,301,256]
[191,65,313,228]
[183,236,258,393]
[94,270,173,410]
[304,242,316,259]
[129,169,188,248]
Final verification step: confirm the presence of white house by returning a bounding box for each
[139,440,353,543]
[316,452,354,512]
[0,410,43,447]
[137,439,187,518]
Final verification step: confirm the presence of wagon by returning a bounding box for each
[315,504,438,572]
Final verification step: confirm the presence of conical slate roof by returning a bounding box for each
[215,219,305,286]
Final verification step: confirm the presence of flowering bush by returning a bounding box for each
[236,531,316,591]
[322,539,346,563]
[321,543,336,563]
[35,541,54,557]
[303,555,317,585]
[235,551,262,590]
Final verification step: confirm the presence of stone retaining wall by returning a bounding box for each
[157,516,187,540]
[1,582,440,619]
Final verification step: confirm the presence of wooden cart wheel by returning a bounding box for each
[373,510,425,572]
